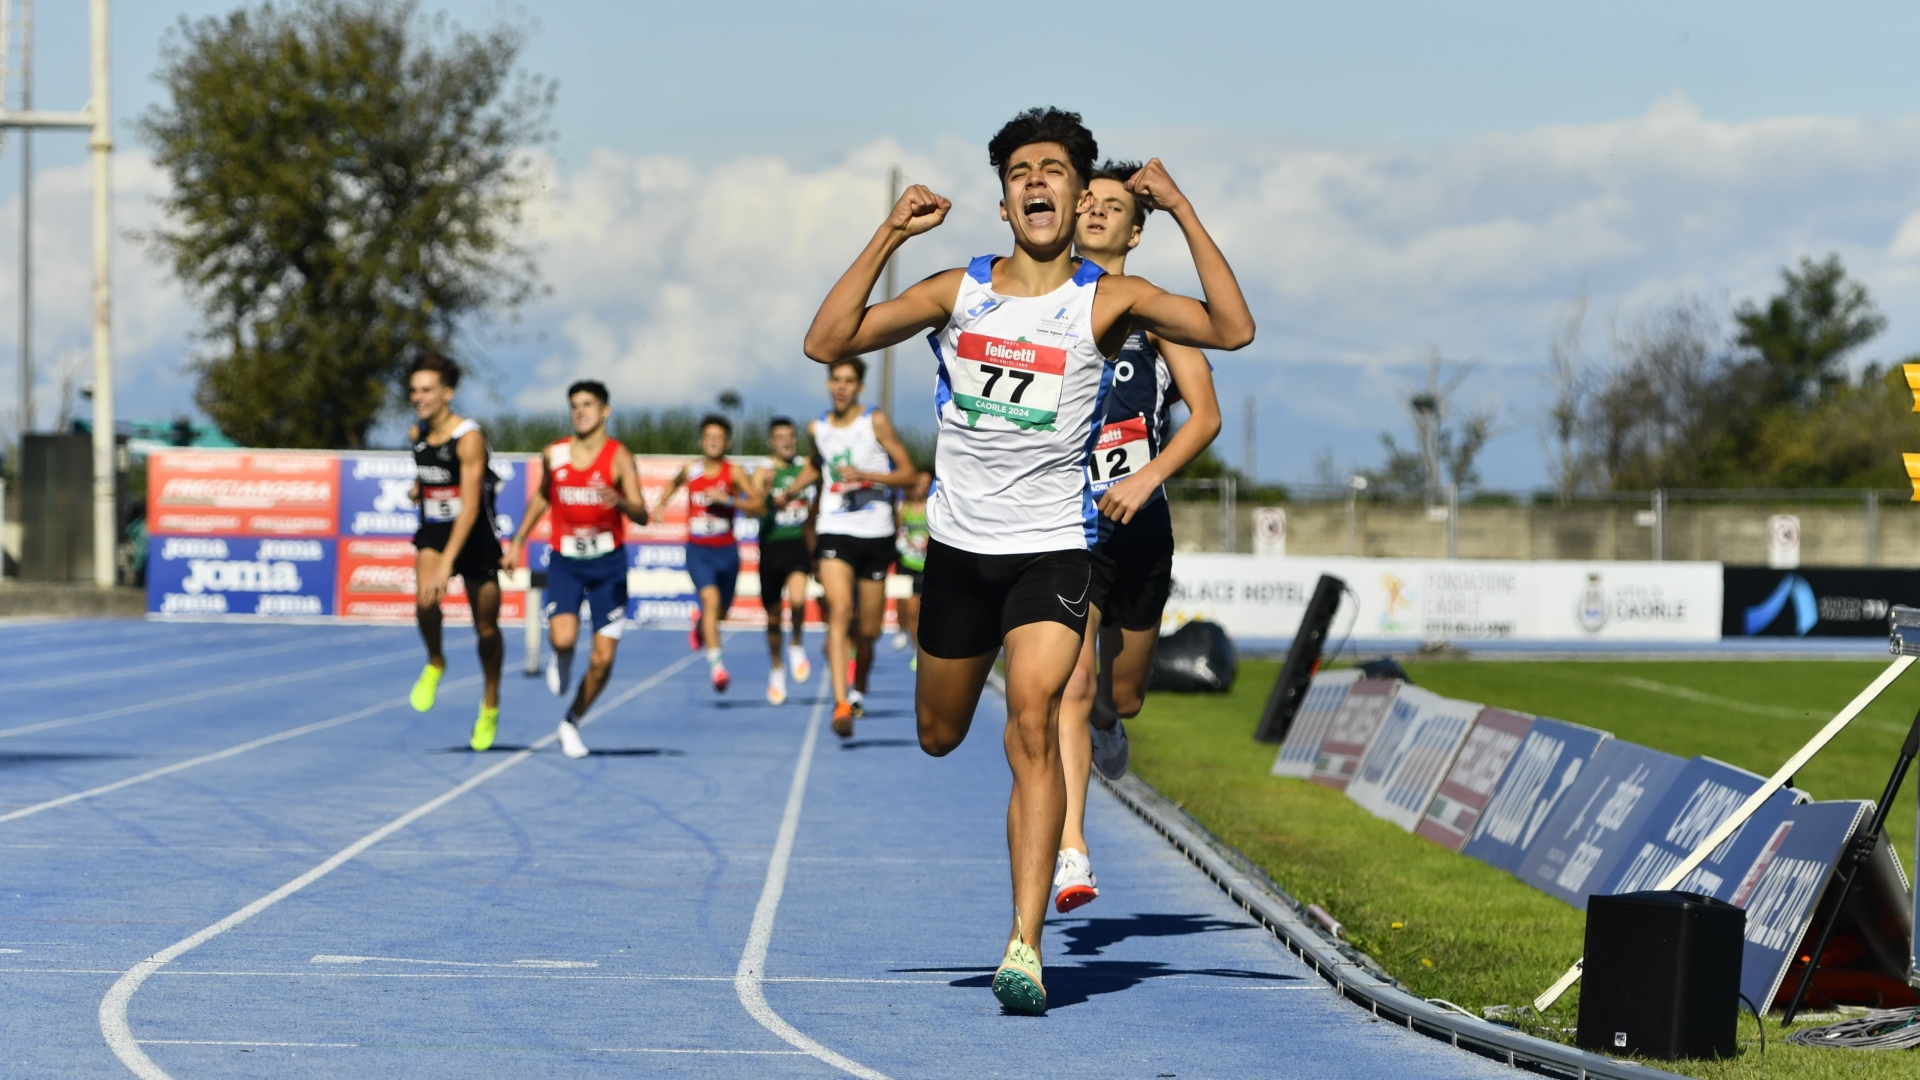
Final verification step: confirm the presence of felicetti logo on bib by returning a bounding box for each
[952,332,1067,431]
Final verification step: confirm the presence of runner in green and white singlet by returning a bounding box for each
[752,417,820,705]
[804,107,1255,1014]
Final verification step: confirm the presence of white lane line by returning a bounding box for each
[310,954,596,969]
[0,650,415,740]
[0,628,273,670]
[135,1040,805,1055]
[0,637,329,692]
[139,1040,360,1049]
[1611,675,1814,719]
[0,678,480,825]
[96,651,702,1080]
[734,695,893,1080]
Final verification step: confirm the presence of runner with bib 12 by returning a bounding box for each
[803,107,1254,1015]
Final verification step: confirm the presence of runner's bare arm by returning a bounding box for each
[847,411,921,488]
[1096,337,1221,524]
[1094,160,1254,351]
[612,449,650,525]
[735,464,766,515]
[803,186,963,362]
[652,466,691,515]
[505,468,552,571]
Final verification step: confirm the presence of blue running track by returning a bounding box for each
[0,619,1511,1079]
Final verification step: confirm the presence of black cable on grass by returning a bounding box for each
[1785,1006,1920,1050]
[1739,994,1765,1056]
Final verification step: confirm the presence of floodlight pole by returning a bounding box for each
[0,3,101,582]
[88,0,112,587]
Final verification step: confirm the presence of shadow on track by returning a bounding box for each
[1052,912,1260,956]
[899,960,1302,1010]
[838,738,918,751]
[584,747,687,757]
[0,751,144,767]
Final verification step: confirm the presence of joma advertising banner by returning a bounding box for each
[148,536,336,618]
[1168,555,1723,642]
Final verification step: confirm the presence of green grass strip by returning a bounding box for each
[1127,657,1920,1079]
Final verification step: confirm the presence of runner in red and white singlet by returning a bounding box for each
[803,108,1255,1013]
[656,416,757,693]
[505,380,649,759]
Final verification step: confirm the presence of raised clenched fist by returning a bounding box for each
[1125,158,1188,215]
[887,184,951,238]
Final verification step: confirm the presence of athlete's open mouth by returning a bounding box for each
[1022,196,1056,230]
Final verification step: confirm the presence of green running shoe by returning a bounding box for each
[410,663,444,712]
[470,705,499,752]
[992,933,1046,1015]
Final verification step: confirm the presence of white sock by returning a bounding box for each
[706,647,723,670]
[770,667,786,691]
[848,687,864,705]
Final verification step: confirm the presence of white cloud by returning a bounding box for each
[17,97,1920,484]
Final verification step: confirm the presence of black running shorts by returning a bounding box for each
[414,527,503,592]
[757,537,812,604]
[816,533,893,583]
[918,539,1093,659]
[1086,499,1174,633]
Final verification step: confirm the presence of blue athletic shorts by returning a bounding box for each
[544,548,629,639]
[684,543,740,615]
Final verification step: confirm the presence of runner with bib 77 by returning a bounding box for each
[803,107,1254,1015]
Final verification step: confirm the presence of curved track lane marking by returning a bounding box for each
[734,694,894,1080]
[0,650,415,740]
[0,677,481,824]
[96,651,701,1080]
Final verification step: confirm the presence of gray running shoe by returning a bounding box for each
[1090,718,1129,781]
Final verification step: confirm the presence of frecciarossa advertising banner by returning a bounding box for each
[147,448,799,626]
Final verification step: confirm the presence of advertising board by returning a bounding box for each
[1417,707,1535,851]
[1595,757,1803,899]
[1166,554,1722,642]
[1310,678,1400,791]
[148,451,337,537]
[1270,669,1361,779]
[148,535,336,618]
[1514,741,1687,909]
[1461,718,1611,872]
[1723,567,1920,637]
[1345,687,1484,831]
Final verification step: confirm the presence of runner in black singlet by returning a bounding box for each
[403,353,507,752]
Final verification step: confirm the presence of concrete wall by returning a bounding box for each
[1169,498,1919,566]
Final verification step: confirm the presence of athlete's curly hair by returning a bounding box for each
[988,107,1097,187]
[1089,160,1150,229]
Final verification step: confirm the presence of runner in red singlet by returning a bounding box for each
[505,380,649,758]
[656,415,758,693]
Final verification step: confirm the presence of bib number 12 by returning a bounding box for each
[1088,416,1151,494]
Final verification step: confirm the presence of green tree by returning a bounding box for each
[1731,254,1885,408]
[141,1,553,448]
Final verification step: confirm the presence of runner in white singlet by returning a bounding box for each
[809,357,917,735]
[803,107,1254,1015]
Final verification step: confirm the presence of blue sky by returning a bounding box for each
[17,1,1920,487]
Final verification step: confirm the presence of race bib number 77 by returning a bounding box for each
[951,332,1066,431]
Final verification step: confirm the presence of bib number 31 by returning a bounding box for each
[951,332,1066,430]
[1087,416,1151,494]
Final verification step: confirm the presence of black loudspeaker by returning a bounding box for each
[1253,574,1346,743]
[1577,891,1744,1061]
